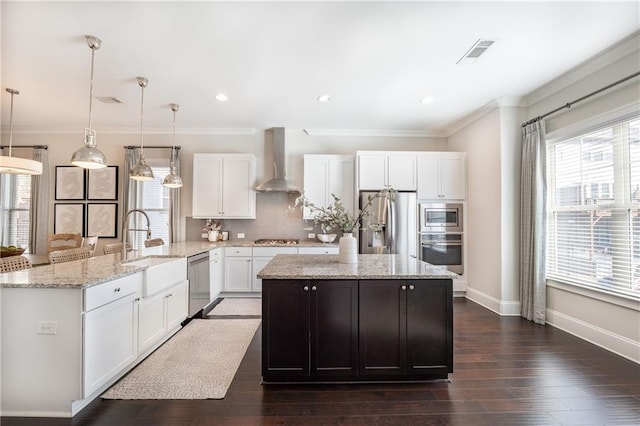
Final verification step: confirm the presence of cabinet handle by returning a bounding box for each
[114,287,121,292]
[303,285,309,291]
[167,293,173,297]
[401,285,407,290]
[409,284,415,290]
[311,285,317,291]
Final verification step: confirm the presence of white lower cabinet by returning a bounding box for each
[83,274,140,398]
[252,247,298,292]
[224,247,253,292]
[209,248,223,301]
[298,246,339,254]
[137,280,188,355]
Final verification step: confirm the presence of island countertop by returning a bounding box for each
[257,254,458,280]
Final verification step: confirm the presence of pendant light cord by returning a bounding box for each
[171,107,177,164]
[8,90,15,157]
[139,83,145,156]
[88,45,95,132]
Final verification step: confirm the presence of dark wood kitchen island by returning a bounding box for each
[257,254,457,383]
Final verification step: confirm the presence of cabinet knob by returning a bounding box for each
[167,293,173,297]
[409,284,415,290]
[303,285,309,291]
[114,287,121,292]
[311,285,317,291]
[401,285,407,290]
[134,297,140,302]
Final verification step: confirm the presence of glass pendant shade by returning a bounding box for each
[71,35,107,170]
[0,88,43,175]
[163,103,183,188]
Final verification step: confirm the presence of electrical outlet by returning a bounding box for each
[237,233,245,239]
[308,233,316,239]
[201,233,208,239]
[37,320,57,335]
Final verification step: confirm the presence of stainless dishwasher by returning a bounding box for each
[187,251,210,317]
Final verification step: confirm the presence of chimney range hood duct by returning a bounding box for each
[256,127,300,193]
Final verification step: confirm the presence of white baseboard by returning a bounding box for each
[465,286,521,316]
[546,308,640,364]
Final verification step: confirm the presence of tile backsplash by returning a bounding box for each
[185,192,321,242]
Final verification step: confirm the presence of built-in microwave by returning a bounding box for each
[419,203,463,233]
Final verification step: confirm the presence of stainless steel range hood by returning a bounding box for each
[255,127,300,193]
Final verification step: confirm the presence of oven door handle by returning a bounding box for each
[421,242,462,247]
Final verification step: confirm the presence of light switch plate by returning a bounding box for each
[237,233,245,239]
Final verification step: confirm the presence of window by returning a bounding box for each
[0,174,32,252]
[547,116,640,298]
[130,162,170,249]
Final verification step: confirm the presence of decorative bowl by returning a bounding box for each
[317,234,337,243]
[0,247,25,257]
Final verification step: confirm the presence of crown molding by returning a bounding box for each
[303,128,445,138]
[443,99,500,137]
[0,127,258,136]
[524,31,640,107]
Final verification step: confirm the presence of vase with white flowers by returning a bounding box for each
[293,189,393,263]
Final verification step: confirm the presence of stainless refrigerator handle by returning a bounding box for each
[386,194,395,253]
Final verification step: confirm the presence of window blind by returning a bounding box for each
[0,174,32,252]
[547,116,640,298]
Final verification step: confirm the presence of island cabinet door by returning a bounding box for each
[406,279,453,375]
[262,280,311,379]
[310,280,358,377]
[358,280,407,376]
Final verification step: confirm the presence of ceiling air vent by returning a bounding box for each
[96,96,122,104]
[457,39,496,64]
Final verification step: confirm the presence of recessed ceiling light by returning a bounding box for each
[420,96,434,105]
[215,93,228,102]
[317,94,332,103]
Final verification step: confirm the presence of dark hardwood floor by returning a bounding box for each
[3,299,639,425]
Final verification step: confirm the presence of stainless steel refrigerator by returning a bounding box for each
[359,191,417,257]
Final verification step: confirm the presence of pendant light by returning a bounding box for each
[0,88,43,175]
[71,35,107,169]
[163,103,183,188]
[130,76,154,181]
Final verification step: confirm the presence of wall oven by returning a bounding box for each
[419,203,463,233]
[419,233,463,275]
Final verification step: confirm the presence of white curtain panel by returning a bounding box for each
[519,121,547,324]
[29,147,49,255]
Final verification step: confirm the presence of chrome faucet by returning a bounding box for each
[122,209,152,257]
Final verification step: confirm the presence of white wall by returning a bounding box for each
[2,129,446,252]
[524,36,640,363]
[448,108,504,305]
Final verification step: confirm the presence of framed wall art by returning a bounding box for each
[87,166,118,200]
[55,166,86,200]
[86,203,118,238]
[54,203,85,236]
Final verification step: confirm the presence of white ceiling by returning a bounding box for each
[1,1,639,137]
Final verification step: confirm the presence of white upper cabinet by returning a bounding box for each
[417,152,467,200]
[303,155,354,219]
[357,152,417,190]
[192,153,256,219]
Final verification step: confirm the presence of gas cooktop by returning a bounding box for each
[253,239,299,246]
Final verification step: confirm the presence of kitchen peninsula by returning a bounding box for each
[258,254,456,383]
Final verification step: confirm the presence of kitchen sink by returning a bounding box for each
[124,256,187,297]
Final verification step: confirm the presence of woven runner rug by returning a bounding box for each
[101,318,260,399]
[209,297,262,316]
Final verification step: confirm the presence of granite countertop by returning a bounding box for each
[0,239,338,289]
[257,254,458,280]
